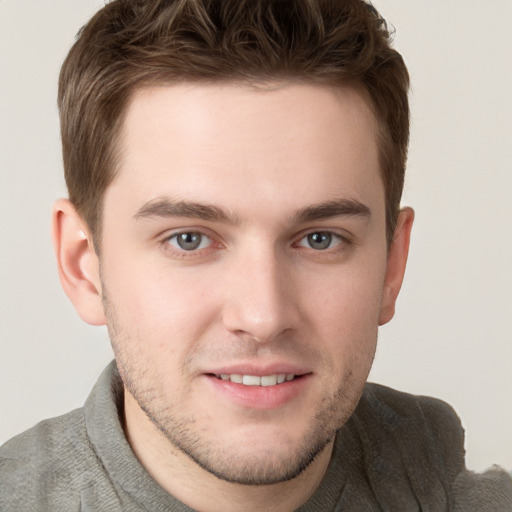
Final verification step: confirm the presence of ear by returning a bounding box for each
[379,207,414,326]
[52,199,106,326]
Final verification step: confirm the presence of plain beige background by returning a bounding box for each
[0,1,511,472]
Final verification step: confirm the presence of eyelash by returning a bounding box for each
[294,230,350,251]
[160,228,352,258]
[161,230,220,258]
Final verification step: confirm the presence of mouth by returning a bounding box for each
[211,373,299,386]
[204,371,310,409]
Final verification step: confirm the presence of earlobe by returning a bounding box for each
[52,199,106,326]
[379,207,414,326]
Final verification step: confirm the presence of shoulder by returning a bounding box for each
[450,466,512,511]
[359,382,466,451]
[351,384,512,509]
[361,382,465,442]
[1,406,88,466]
[1,406,86,455]
[363,381,461,418]
[0,408,96,511]
[347,383,465,507]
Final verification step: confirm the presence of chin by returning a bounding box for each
[148,410,339,485]
[175,431,334,486]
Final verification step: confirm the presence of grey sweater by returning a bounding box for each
[1,362,511,511]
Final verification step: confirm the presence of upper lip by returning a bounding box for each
[204,362,311,377]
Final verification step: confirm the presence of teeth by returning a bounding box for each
[261,375,277,386]
[243,375,261,386]
[217,373,296,386]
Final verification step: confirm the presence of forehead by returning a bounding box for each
[108,82,383,221]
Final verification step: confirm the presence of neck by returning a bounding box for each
[123,390,333,512]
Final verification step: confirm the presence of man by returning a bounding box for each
[1,0,511,510]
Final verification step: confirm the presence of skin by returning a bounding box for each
[53,82,414,511]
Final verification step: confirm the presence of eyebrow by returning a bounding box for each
[294,198,371,223]
[133,196,370,225]
[133,197,239,224]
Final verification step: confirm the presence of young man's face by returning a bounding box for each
[90,83,410,484]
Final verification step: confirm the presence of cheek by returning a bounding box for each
[103,257,220,354]
[308,259,386,329]
[303,256,385,370]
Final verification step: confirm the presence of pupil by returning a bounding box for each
[309,232,331,250]
[178,232,201,250]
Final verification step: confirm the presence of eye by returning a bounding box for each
[297,231,343,251]
[166,231,212,251]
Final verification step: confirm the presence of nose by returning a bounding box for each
[221,246,300,343]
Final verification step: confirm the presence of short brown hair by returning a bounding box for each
[59,0,409,246]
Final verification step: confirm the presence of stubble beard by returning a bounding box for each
[120,364,360,486]
[103,291,373,486]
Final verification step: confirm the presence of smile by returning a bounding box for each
[214,374,297,386]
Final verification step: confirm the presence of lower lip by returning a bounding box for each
[203,374,311,410]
